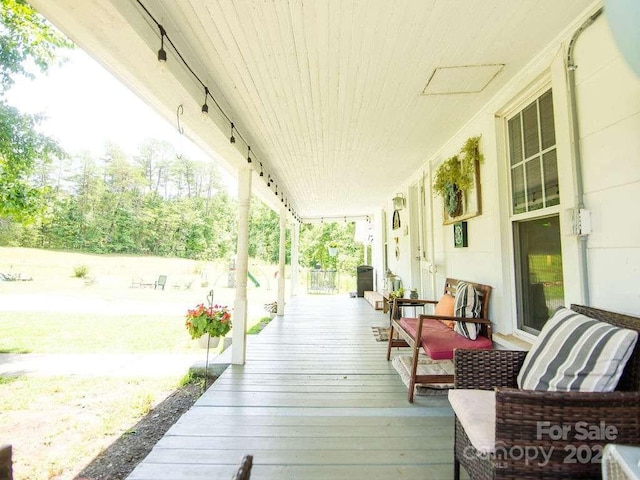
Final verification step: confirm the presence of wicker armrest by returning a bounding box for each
[454,349,527,390]
[494,389,640,474]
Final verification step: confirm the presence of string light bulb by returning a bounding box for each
[259,163,264,177]
[201,87,209,120]
[247,146,252,164]
[157,25,167,63]
[230,122,235,143]
[266,175,271,187]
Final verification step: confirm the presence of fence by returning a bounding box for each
[307,270,338,294]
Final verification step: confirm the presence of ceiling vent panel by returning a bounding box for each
[422,64,505,95]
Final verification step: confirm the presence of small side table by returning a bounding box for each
[603,444,640,480]
[388,299,427,326]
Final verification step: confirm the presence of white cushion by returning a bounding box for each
[517,307,638,392]
[448,389,495,454]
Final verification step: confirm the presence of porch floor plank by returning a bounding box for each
[126,295,461,480]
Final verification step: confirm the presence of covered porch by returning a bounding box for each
[128,295,456,479]
[20,0,640,477]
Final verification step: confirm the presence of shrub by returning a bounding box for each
[73,265,89,278]
[247,316,273,335]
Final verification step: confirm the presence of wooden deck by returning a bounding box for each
[128,295,459,479]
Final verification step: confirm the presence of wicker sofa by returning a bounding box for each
[452,304,640,480]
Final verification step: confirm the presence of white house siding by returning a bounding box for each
[381,6,640,336]
[572,18,640,315]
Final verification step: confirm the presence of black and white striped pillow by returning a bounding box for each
[453,282,482,340]
[517,307,638,392]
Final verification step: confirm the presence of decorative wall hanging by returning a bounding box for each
[392,210,401,230]
[433,136,483,225]
[453,221,468,248]
[392,193,406,210]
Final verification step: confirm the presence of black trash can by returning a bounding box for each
[356,265,374,297]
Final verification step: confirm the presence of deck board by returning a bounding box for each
[126,295,460,480]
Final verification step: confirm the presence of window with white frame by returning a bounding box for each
[507,88,565,334]
[508,89,559,213]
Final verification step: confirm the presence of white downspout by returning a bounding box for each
[232,167,252,365]
[566,7,603,306]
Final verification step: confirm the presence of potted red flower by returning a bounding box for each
[185,303,232,348]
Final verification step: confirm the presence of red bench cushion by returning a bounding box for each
[399,317,493,360]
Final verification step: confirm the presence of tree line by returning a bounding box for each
[1,139,282,262]
[0,0,365,274]
[1,137,364,272]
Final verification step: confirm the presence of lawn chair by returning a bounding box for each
[154,275,167,290]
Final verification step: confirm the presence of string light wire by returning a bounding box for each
[134,0,299,221]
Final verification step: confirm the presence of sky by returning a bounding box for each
[6,47,235,189]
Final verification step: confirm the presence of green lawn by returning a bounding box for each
[0,312,199,353]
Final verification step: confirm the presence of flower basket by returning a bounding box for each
[197,334,220,349]
[185,303,232,344]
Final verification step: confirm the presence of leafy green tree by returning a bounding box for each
[300,222,363,274]
[0,0,72,222]
[248,199,280,263]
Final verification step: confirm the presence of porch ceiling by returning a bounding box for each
[31,0,594,220]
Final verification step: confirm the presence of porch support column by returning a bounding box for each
[291,221,300,296]
[277,209,286,316]
[232,167,252,365]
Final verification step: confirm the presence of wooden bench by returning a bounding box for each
[386,278,493,402]
[363,291,384,310]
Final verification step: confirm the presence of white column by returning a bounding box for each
[232,167,251,365]
[291,221,300,296]
[277,209,286,315]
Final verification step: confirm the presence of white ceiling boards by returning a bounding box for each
[30,0,594,219]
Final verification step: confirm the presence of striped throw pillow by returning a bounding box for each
[517,307,638,392]
[453,282,482,340]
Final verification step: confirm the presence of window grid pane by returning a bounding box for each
[522,102,540,158]
[508,114,523,165]
[512,165,526,214]
[543,149,559,207]
[525,157,543,211]
[539,91,556,150]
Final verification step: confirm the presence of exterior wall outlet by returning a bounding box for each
[578,208,592,236]
[564,208,592,236]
